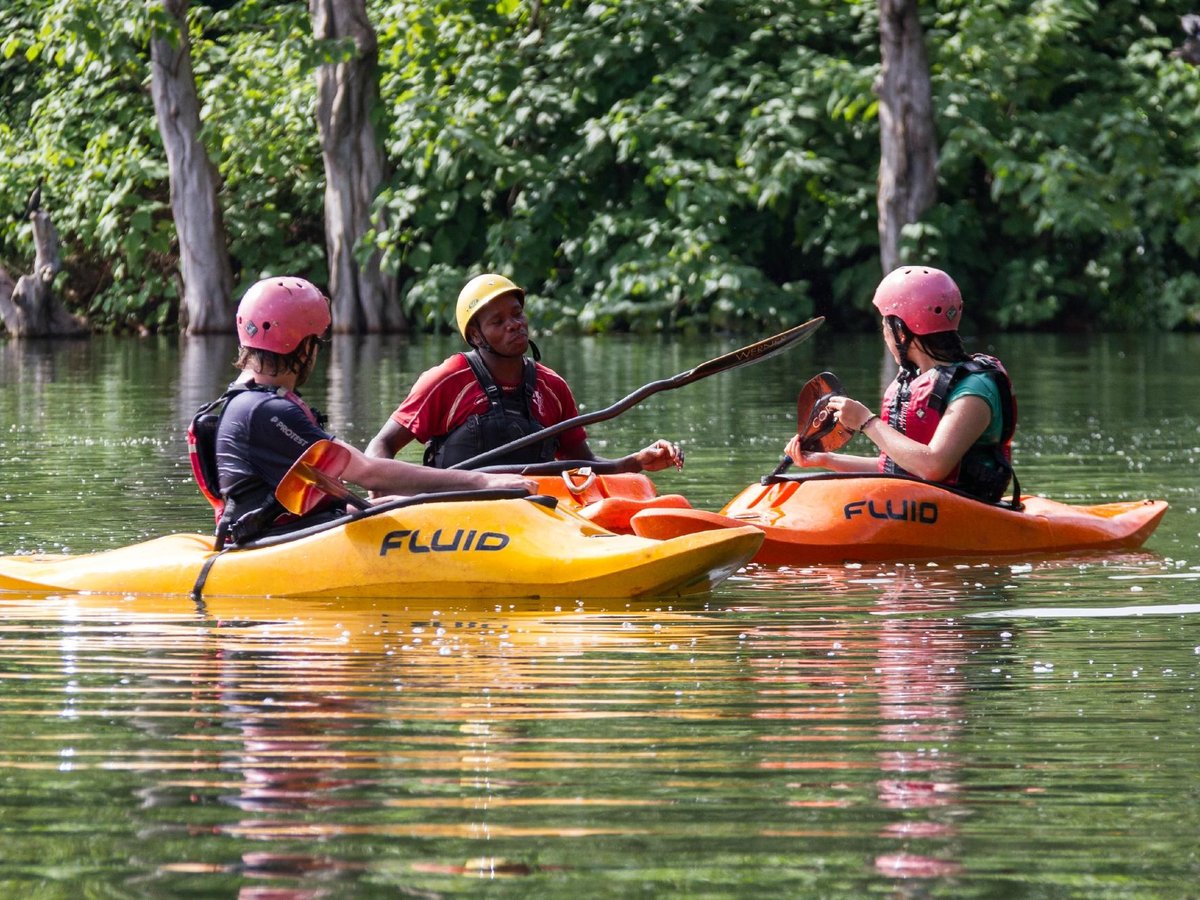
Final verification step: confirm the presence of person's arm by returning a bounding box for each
[366,357,459,460]
[558,436,684,474]
[539,367,683,473]
[365,419,417,460]
[784,433,879,473]
[817,394,990,480]
[339,440,534,495]
[873,395,990,480]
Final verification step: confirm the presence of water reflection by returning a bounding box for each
[325,334,387,432]
[870,583,972,882]
[1,553,1199,894]
[736,564,1019,883]
[0,338,67,391]
[0,591,737,888]
[2,330,1199,894]
[177,334,238,429]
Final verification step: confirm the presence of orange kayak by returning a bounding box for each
[630,473,1168,565]
[531,470,691,534]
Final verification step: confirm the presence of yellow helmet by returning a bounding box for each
[455,273,525,342]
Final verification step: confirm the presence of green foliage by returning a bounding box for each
[2,0,1199,333]
[192,1,326,296]
[917,0,1200,330]
[372,0,876,333]
[0,0,322,329]
[0,0,173,329]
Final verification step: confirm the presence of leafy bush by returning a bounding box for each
[2,0,1198,333]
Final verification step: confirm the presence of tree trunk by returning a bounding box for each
[150,0,233,335]
[875,0,938,275]
[310,0,401,334]
[0,209,88,338]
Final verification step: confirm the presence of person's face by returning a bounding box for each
[296,337,320,387]
[881,317,900,364]
[471,293,528,356]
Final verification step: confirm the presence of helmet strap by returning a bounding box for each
[472,337,514,359]
[469,327,535,361]
[885,317,916,371]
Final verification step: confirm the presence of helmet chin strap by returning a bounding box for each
[471,337,541,362]
[293,336,322,388]
[887,317,918,375]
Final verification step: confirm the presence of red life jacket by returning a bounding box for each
[423,351,559,468]
[879,354,1019,504]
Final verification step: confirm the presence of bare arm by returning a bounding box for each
[784,433,880,474]
[791,394,990,480]
[365,419,416,460]
[860,396,989,480]
[559,436,685,474]
[339,440,534,495]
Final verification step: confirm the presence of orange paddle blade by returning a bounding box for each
[275,439,360,515]
[796,372,855,453]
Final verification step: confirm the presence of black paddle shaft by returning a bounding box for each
[450,317,824,470]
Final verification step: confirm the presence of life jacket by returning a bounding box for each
[187,381,327,547]
[879,354,1020,505]
[424,351,558,468]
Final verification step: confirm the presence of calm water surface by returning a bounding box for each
[1,331,1198,896]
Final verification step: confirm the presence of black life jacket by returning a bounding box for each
[880,354,1021,506]
[188,381,330,547]
[424,351,558,468]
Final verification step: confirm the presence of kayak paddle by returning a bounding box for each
[796,371,856,453]
[275,439,371,514]
[451,316,825,470]
[766,370,856,478]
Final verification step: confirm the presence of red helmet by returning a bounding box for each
[871,266,963,334]
[236,277,331,354]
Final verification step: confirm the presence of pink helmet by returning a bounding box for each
[236,277,331,354]
[871,266,963,334]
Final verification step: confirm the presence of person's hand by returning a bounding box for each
[782,436,830,472]
[635,439,684,472]
[484,473,537,494]
[784,434,803,461]
[824,396,873,432]
[784,434,828,469]
[369,493,404,505]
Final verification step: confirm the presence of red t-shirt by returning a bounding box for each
[390,353,587,454]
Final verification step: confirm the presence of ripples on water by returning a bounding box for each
[2,552,1197,895]
[1,333,1198,894]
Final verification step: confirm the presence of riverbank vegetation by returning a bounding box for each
[1,0,1197,335]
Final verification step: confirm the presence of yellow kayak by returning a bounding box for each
[0,493,762,600]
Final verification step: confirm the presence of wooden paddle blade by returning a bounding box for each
[797,371,856,453]
[275,439,367,515]
[688,316,824,382]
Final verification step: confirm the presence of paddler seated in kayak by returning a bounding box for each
[364,272,684,472]
[784,265,1018,504]
[189,276,535,547]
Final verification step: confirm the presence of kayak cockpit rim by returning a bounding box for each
[760,471,1026,512]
